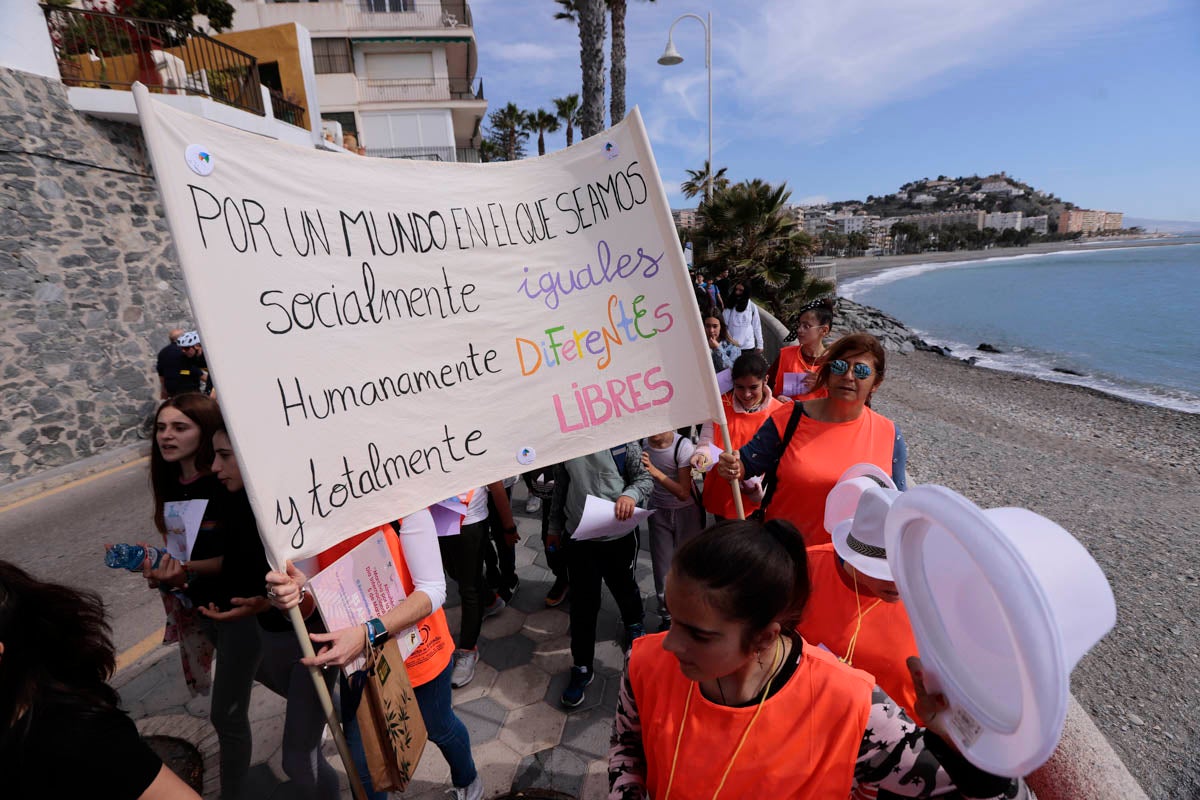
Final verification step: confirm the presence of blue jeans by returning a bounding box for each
[342,659,476,798]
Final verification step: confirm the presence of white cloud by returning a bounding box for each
[716,0,1170,141]
[794,194,830,206]
[482,41,571,63]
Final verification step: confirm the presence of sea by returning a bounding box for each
[839,239,1200,414]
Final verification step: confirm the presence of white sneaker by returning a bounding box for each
[483,594,506,619]
[525,495,542,513]
[447,774,483,800]
[451,648,478,688]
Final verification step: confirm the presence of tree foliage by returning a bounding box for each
[680,160,729,200]
[484,102,530,161]
[691,179,829,324]
[552,93,581,146]
[526,108,560,156]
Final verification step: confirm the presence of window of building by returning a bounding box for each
[312,38,352,74]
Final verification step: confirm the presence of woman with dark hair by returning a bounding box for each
[718,333,907,547]
[204,420,339,800]
[0,561,201,799]
[132,393,262,799]
[722,282,762,355]
[770,297,834,402]
[691,352,782,520]
[704,312,741,372]
[607,521,1033,800]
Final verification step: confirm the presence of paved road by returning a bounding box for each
[0,459,166,657]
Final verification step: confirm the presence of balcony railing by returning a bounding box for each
[365,145,480,162]
[41,4,278,118]
[268,87,307,128]
[359,76,483,103]
[345,1,473,31]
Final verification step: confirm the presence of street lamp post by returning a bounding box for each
[658,12,712,202]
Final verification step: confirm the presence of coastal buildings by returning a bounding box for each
[828,213,872,235]
[981,174,1024,196]
[984,211,1024,232]
[1023,215,1049,235]
[672,208,700,230]
[1059,209,1124,234]
[906,209,986,232]
[224,0,487,160]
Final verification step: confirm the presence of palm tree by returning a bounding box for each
[692,179,829,322]
[553,93,581,147]
[556,0,653,128]
[485,102,531,161]
[681,160,730,200]
[559,0,607,138]
[526,108,561,156]
[608,0,654,124]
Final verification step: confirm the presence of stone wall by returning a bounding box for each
[0,68,193,483]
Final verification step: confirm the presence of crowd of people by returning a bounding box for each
[0,296,1036,800]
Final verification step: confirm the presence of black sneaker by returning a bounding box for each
[560,665,594,708]
[624,622,647,652]
[545,576,569,607]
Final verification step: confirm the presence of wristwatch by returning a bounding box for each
[366,617,389,648]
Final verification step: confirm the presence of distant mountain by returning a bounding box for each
[1123,217,1200,235]
[826,173,1073,223]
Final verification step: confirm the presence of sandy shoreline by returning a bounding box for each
[871,348,1200,798]
[830,237,1194,281]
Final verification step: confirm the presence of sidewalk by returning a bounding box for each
[114,487,655,799]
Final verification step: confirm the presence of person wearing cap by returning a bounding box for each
[157,330,207,398]
[769,297,833,402]
[718,332,907,547]
[799,484,925,723]
[609,519,1034,800]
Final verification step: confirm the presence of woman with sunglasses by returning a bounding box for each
[717,333,907,547]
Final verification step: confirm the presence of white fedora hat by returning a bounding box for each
[884,485,1116,777]
[830,485,901,581]
[824,463,897,535]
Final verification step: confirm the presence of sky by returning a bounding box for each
[471,0,1200,221]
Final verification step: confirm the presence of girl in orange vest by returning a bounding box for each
[718,333,907,547]
[266,510,482,800]
[769,297,834,402]
[691,353,783,520]
[609,519,1034,800]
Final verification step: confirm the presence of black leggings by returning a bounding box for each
[566,530,644,668]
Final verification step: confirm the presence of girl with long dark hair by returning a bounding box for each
[0,561,200,799]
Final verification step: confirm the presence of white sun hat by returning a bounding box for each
[823,462,897,535]
[830,485,901,581]
[884,484,1116,777]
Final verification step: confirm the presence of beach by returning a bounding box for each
[867,346,1200,798]
[831,237,1194,281]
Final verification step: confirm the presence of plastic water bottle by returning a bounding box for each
[105,544,166,571]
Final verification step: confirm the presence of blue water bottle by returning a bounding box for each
[105,543,166,571]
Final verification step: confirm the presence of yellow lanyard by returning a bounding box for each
[842,570,882,667]
[663,637,784,800]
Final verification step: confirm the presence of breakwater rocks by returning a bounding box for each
[833,297,929,354]
[0,68,193,482]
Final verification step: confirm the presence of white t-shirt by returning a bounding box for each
[644,434,696,510]
[463,485,490,525]
[723,303,762,350]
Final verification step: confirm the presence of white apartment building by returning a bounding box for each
[1023,215,1049,235]
[984,211,1024,232]
[226,0,487,161]
[672,208,699,230]
[829,214,873,235]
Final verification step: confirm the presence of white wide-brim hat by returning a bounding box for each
[823,463,897,535]
[884,485,1116,777]
[831,485,901,581]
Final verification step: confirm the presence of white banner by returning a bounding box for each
[134,87,723,564]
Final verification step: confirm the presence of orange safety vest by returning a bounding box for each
[316,520,453,688]
[704,392,784,518]
[773,345,828,402]
[764,403,896,547]
[798,544,923,724]
[629,632,873,799]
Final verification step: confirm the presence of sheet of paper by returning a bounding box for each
[162,499,208,561]
[308,532,421,675]
[782,371,814,397]
[430,502,464,538]
[436,489,473,517]
[716,368,733,394]
[571,494,654,542]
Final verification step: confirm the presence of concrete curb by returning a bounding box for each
[0,440,149,509]
[1029,695,1149,799]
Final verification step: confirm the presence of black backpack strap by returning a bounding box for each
[753,403,806,520]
